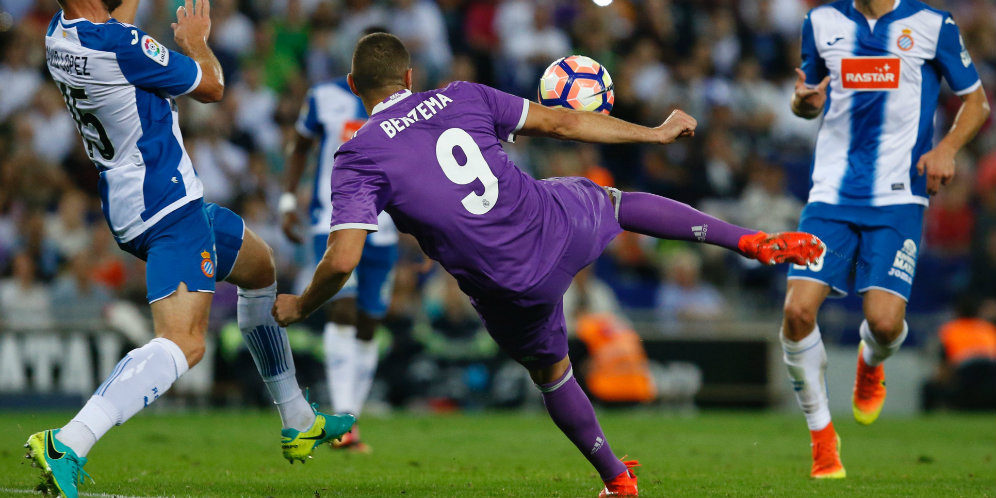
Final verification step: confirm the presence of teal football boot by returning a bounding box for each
[25,429,91,498]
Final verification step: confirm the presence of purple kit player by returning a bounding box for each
[273,33,825,497]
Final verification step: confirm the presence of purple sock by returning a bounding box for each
[539,365,626,482]
[617,191,758,253]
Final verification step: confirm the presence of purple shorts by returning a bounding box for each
[470,177,622,368]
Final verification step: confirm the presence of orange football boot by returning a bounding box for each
[599,460,639,497]
[738,231,826,266]
[852,342,887,425]
[810,422,846,479]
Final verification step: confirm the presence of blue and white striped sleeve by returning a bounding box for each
[800,12,828,87]
[295,90,321,139]
[116,28,201,97]
[934,15,981,96]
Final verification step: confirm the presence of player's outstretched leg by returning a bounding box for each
[615,191,824,265]
[531,357,637,497]
[781,279,844,478]
[26,283,208,497]
[222,223,355,463]
[852,291,909,425]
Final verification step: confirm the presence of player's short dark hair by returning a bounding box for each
[351,33,410,96]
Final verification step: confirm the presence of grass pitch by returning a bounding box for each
[1,409,993,497]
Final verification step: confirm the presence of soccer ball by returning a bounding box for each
[537,55,614,114]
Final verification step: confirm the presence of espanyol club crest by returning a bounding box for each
[200,250,215,278]
[896,29,914,51]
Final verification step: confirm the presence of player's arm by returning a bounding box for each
[791,12,830,119]
[280,93,321,243]
[917,86,990,194]
[272,229,367,326]
[171,0,223,103]
[111,0,140,24]
[918,14,991,195]
[519,102,697,145]
[279,133,315,243]
[791,68,830,119]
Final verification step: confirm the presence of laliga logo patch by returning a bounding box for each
[896,29,914,51]
[141,35,169,66]
[200,250,215,278]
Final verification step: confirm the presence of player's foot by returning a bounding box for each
[598,459,639,497]
[738,231,825,266]
[809,423,846,479]
[281,405,355,464]
[24,429,91,498]
[331,425,372,454]
[852,341,887,425]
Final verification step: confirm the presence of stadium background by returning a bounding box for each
[1,0,994,415]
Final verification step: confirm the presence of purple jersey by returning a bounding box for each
[331,82,611,299]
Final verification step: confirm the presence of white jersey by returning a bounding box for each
[801,0,980,207]
[45,12,203,243]
[295,78,398,245]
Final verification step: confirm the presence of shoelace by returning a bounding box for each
[302,387,320,414]
[68,456,94,486]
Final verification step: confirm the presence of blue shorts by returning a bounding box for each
[119,200,245,303]
[313,233,398,318]
[787,202,924,301]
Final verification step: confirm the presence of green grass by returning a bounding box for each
[1,410,994,497]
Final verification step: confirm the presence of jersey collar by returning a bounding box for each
[851,0,901,17]
[371,89,412,116]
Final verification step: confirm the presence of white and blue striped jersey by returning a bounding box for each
[296,78,398,245]
[45,12,203,243]
[801,0,980,207]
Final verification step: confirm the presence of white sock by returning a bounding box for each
[324,322,358,414]
[781,326,831,431]
[352,337,380,418]
[57,337,188,457]
[860,319,908,367]
[238,284,314,431]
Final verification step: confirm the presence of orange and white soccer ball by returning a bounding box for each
[537,55,614,114]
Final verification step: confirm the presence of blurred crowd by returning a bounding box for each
[1,0,995,345]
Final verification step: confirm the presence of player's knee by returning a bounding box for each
[783,301,817,339]
[164,333,206,367]
[241,243,277,290]
[183,341,206,367]
[865,314,904,343]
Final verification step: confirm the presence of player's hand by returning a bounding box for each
[272,294,303,327]
[655,109,697,144]
[792,68,830,118]
[917,143,956,195]
[281,211,304,244]
[171,0,211,51]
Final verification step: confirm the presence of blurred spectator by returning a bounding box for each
[496,0,570,95]
[0,251,53,329]
[389,0,452,87]
[921,296,996,411]
[26,85,76,164]
[655,248,728,325]
[232,63,281,153]
[0,27,42,121]
[734,159,802,235]
[44,189,91,259]
[50,252,113,327]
